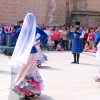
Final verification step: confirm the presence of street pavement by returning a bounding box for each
[0,51,11,100]
[0,51,100,100]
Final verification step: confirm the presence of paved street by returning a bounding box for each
[0,51,11,100]
[0,51,100,100]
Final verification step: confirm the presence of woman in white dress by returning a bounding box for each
[9,13,48,100]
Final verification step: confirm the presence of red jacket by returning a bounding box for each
[53,31,60,41]
[88,32,94,41]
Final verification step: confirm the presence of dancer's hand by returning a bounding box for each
[35,42,40,46]
[71,28,76,32]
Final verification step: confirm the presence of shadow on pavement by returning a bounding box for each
[0,70,11,75]
[0,70,17,75]
[80,63,100,67]
[83,52,96,57]
[38,66,62,70]
[8,67,19,100]
[19,95,54,100]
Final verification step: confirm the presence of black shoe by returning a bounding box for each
[76,62,79,64]
[71,61,76,64]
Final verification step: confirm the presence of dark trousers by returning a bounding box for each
[62,40,69,50]
[73,53,80,63]
[80,38,84,48]
[54,40,59,49]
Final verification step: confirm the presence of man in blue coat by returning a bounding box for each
[68,22,83,64]
[14,20,23,44]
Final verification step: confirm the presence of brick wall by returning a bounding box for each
[0,0,66,26]
[1,0,100,26]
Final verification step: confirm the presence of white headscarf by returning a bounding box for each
[9,13,36,68]
[96,42,100,61]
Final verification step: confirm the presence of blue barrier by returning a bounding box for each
[0,33,15,51]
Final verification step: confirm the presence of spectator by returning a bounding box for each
[83,28,88,47]
[41,26,50,49]
[0,24,3,44]
[94,29,100,46]
[2,22,100,51]
[67,26,72,50]
[44,26,50,36]
[11,27,16,35]
[87,28,94,49]
[1,23,5,33]
[47,28,54,51]
[11,27,16,46]
[14,21,20,31]
[14,20,23,44]
[56,43,63,51]
[41,24,45,30]
[59,26,63,46]
[80,27,84,48]
[53,27,60,49]
[0,24,3,33]
[4,23,12,34]
[84,41,90,52]
[61,26,68,51]
[90,43,97,53]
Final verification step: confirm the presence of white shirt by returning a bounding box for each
[44,30,50,36]
[59,30,63,33]
[80,31,84,38]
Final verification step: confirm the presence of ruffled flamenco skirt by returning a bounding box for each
[12,53,44,97]
[36,47,47,66]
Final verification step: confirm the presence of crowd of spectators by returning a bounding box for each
[39,25,100,53]
[0,22,100,53]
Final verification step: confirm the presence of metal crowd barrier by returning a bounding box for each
[0,33,15,55]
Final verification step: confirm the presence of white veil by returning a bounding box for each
[96,42,100,61]
[9,13,36,68]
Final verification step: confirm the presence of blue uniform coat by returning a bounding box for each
[94,33,100,43]
[68,29,83,53]
[14,26,48,54]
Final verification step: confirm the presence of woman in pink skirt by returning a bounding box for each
[9,13,48,100]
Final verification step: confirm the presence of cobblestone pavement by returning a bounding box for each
[0,51,100,100]
[0,51,11,100]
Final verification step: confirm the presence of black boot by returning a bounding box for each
[77,53,80,64]
[71,53,76,64]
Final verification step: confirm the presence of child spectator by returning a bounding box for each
[56,43,63,51]
[87,28,94,48]
[84,41,90,52]
[47,28,54,51]
[90,43,98,53]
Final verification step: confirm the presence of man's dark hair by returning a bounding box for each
[19,20,23,24]
[17,21,20,23]
[75,22,80,25]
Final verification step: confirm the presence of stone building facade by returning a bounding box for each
[0,0,100,27]
[0,0,66,26]
[66,0,100,27]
